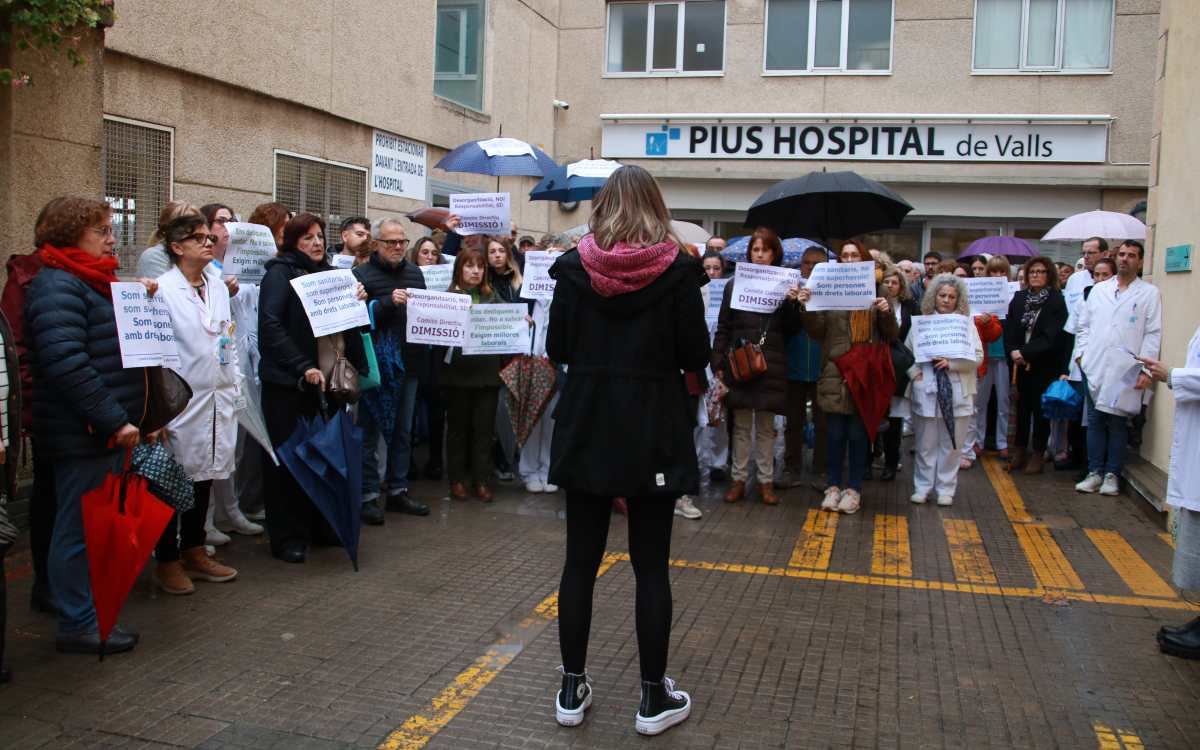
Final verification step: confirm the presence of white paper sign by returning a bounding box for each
[1008,281,1022,296]
[911,314,975,363]
[288,270,370,337]
[420,263,453,292]
[406,289,472,346]
[371,130,427,200]
[963,277,1012,318]
[112,282,180,369]
[225,222,278,284]
[463,304,530,355]
[450,193,511,236]
[729,264,801,314]
[331,254,355,270]
[705,278,730,327]
[521,251,562,301]
[477,137,534,157]
[803,261,876,311]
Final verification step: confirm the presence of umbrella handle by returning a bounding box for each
[529,321,537,357]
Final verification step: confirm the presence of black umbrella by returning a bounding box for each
[744,170,913,241]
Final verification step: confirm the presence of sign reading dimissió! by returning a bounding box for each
[371,130,427,200]
[450,193,511,236]
[521,251,562,301]
[730,264,801,314]
[406,289,472,346]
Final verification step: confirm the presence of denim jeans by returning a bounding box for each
[49,451,123,636]
[1086,391,1129,476]
[826,412,868,491]
[360,376,420,502]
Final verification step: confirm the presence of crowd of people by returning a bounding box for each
[0,165,1190,734]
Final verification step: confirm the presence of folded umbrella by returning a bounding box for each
[832,342,895,444]
[934,368,957,448]
[499,343,558,448]
[82,456,175,653]
[406,207,452,232]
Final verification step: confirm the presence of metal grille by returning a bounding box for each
[274,153,367,235]
[103,118,173,271]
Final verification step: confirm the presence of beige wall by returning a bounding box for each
[1142,0,1200,474]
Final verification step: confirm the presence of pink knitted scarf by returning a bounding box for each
[576,234,680,298]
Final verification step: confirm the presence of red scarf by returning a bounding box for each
[577,234,680,298]
[39,244,120,298]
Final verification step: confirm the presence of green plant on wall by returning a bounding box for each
[1,0,115,88]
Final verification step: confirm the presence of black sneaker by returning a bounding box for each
[635,676,691,736]
[385,490,430,516]
[555,670,592,727]
[360,500,385,526]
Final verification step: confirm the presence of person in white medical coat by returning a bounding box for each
[1142,325,1200,658]
[1073,240,1161,496]
[150,214,240,596]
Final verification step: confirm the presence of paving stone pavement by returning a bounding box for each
[1,445,1199,749]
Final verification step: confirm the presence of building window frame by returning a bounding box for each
[272,149,368,229]
[603,1,728,78]
[970,0,1116,76]
[761,0,895,77]
[434,0,487,111]
[102,114,175,272]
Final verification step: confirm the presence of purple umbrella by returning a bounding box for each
[958,236,1037,261]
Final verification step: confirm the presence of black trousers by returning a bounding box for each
[444,386,499,486]
[154,480,212,562]
[883,416,904,471]
[1015,368,1053,452]
[262,383,336,554]
[29,437,57,597]
[0,546,8,670]
[559,493,675,683]
[416,381,446,469]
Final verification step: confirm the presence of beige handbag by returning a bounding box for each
[317,334,360,405]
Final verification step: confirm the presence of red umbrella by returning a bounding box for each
[82,461,174,650]
[833,342,896,444]
[499,354,558,447]
[406,207,452,232]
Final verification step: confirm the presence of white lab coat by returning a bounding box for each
[1062,268,1092,380]
[1076,276,1162,417]
[1168,327,1200,511]
[157,266,242,481]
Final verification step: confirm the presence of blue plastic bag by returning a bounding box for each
[1041,379,1083,421]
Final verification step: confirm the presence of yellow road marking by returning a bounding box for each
[1159,531,1175,549]
[871,514,912,577]
[943,519,998,584]
[1093,720,1146,749]
[1013,523,1085,590]
[789,509,838,570]
[610,554,1199,611]
[1085,530,1176,598]
[378,553,622,750]
[981,454,1033,523]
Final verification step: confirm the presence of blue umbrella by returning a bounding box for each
[435,137,557,177]
[276,395,364,571]
[720,236,830,269]
[529,159,622,202]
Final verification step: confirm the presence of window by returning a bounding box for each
[606,1,726,75]
[274,152,367,235]
[764,0,893,73]
[102,116,173,271]
[973,0,1114,72]
[434,0,485,110]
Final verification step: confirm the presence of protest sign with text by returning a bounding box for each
[803,261,876,311]
[705,278,730,329]
[911,314,975,363]
[289,270,370,337]
[112,282,180,369]
[521,251,562,301]
[463,304,530,355]
[730,264,801,313]
[224,222,278,284]
[331,254,355,270]
[963,277,1012,318]
[450,192,511,235]
[405,289,472,346]
[420,263,453,292]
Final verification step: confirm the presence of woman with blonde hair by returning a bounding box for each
[135,200,201,278]
[547,165,708,735]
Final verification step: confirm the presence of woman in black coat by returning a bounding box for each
[1004,255,1068,474]
[546,166,709,736]
[258,213,368,563]
[711,228,802,505]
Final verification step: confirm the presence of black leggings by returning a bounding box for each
[155,480,212,562]
[558,493,675,683]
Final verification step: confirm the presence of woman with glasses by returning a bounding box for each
[1004,256,1068,474]
[150,215,240,594]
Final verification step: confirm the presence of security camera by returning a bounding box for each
[553,100,570,111]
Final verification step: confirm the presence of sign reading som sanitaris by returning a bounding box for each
[601,121,1108,163]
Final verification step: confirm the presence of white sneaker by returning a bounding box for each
[1099,473,1121,496]
[205,528,231,546]
[674,496,702,520]
[1075,472,1103,493]
[910,491,928,504]
[936,494,954,507]
[821,486,841,511]
[222,514,264,536]
[525,479,544,493]
[244,508,266,522]
[837,488,861,515]
[543,483,559,493]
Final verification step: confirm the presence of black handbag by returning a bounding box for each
[140,367,193,435]
[890,340,915,396]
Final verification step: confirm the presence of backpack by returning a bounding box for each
[1,252,44,434]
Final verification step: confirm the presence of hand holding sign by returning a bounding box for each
[288,270,371,337]
[225,223,278,284]
[911,314,974,363]
[406,289,472,345]
[521,251,562,301]
[963,277,1011,318]
[730,264,802,313]
[450,193,511,236]
[803,261,876,311]
[112,282,180,369]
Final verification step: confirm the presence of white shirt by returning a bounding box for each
[1062,267,1093,380]
[1076,276,1162,416]
[1167,326,1200,511]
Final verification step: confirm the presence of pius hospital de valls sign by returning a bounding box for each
[601,121,1108,163]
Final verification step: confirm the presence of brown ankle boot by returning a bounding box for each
[1007,447,1027,472]
[1023,451,1045,475]
[760,482,780,505]
[153,561,194,595]
[181,547,238,583]
[724,480,746,503]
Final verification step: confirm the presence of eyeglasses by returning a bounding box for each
[89,226,115,238]
[378,238,410,248]
[1027,268,1048,276]
[187,233,219,246]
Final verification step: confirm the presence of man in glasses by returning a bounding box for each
[351,218,430,525]
[1058,236,1111,473]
